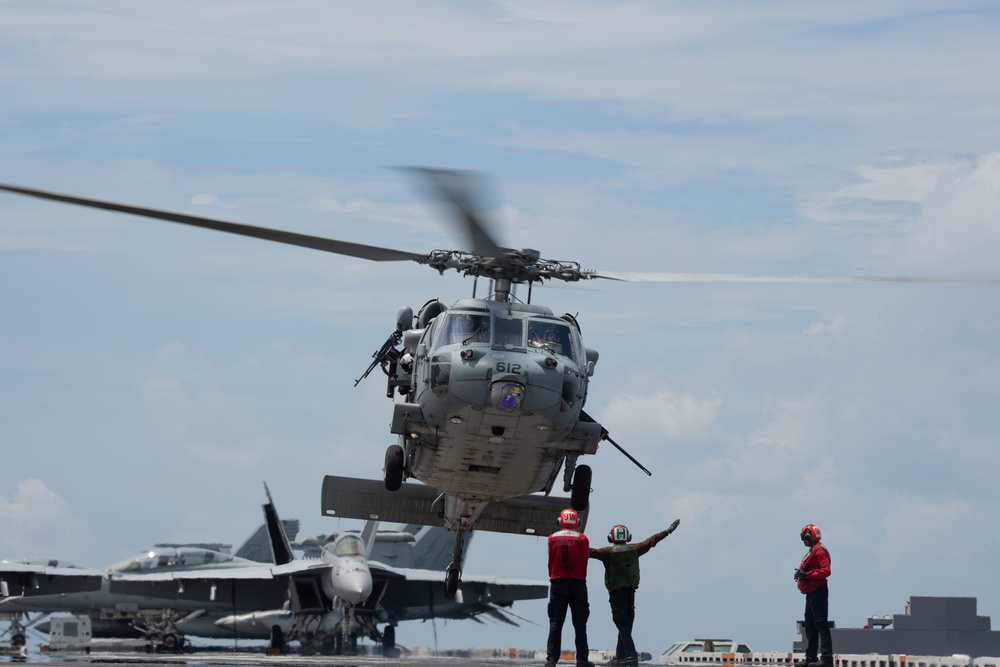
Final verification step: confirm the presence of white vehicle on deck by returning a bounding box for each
[660,639,754,663]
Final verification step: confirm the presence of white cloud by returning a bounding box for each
[747,395,829,457]
[894,152,1000,275]
[0,478,68,528]
[791,457,847,511]
[190,193,221,206]
[804,314,847,335]
[604,380,722,444]
[0,480,88,559]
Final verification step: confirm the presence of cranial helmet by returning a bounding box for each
[801,524,821,544]
[559,509,580,530]
[608,524,631,544]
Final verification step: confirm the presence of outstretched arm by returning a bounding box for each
[636,519,681,555]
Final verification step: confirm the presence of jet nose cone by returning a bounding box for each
[339,568,373,605]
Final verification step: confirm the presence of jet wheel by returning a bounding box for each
[384,444,404,491]
[382,625,396,650]
[159,632,183,653]
[445,564,460,597]
[570,464,592,511]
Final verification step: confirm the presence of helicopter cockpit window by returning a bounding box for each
[527,321,575,360]
[439,313,490,347]
[493,317,524,348]
[334,535,365,557]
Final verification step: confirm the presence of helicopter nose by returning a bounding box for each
[337,568,373,605]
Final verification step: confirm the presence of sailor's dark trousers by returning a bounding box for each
[546,577,590,666]
[804,583,833,664]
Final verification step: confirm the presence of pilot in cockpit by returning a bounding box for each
[543,328,563,354]
[530,326,563,354]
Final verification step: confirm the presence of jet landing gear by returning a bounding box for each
[381,624,396,652]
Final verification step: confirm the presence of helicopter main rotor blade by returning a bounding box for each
[590,270,1000,286]
[403,168,510,264]
[0,183,425,263]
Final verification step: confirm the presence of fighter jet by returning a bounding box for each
[213,522,548,652]
[0,487,546,653]
[0,487,375,651]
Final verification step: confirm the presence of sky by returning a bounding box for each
[2,0,1000,655]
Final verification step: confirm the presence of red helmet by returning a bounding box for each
[608,524,631,544]
[801,524,821,544]
[559,509,580,529]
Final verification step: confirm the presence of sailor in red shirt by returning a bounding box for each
[546,509,593,667]
[795,524,833,667]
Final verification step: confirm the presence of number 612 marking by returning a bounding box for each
[495,362,521,373]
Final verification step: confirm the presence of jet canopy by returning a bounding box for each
[107,547,240,572]
[327,534,366,558]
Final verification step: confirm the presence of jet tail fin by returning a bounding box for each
[234,518,300,563]
[360,520,380,559]
[408,526,474,570]
[263,482,295,566]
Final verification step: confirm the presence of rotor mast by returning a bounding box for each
[494,278,512,302]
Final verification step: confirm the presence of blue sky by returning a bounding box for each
[2,0,1000,654]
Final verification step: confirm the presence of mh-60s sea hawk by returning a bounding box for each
[6,170,991,596]
[0,170,655,597]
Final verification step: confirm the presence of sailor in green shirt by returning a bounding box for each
[589,519,680,667]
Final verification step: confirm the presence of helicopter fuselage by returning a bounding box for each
[387,298,603,528]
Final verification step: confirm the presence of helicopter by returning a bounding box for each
[0,170,651,596]
[2,170,997,597]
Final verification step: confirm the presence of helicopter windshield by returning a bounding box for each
[527,320,577,361]
[438,312,490,346]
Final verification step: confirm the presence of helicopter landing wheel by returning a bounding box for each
[570,464,592,511]
[383,444,404,491]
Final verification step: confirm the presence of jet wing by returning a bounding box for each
[321,475,586,535]
[0,562,104,577]
[0,561,106,604]
[365,560,548,623]
[113,567,284,581]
